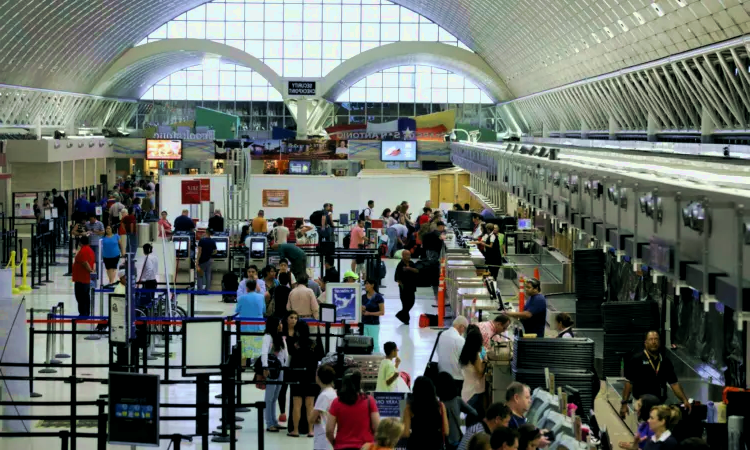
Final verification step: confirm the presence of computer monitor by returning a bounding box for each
[289,160,311,174]
[538,410,574,440]
[250,238,266,259]
[339,213,349,225]
[517,218,533,230]
[528,388,560,425]
[350,210,358,222]
[216,241,227,252]
[175,241,187,251]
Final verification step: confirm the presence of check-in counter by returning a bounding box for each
[487,332,515,404]
[457,287,493,318]
[504,247,573,294]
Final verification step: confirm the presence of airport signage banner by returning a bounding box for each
[181,180,201,205]
[199,179,211,202]
[262,189,289,208]
[288,81,316,96]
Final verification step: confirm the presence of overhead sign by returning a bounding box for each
[288,81,316,96]
[373,392,406,418]
[199,179,211,202]
[108,372,161,447]
[181,180,201,205]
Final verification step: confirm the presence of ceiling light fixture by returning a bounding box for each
[651,3,664,17]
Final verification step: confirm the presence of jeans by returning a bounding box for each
[74,282,91,316]
[465,393,485,429]
[363,324,380,354]
[386,228,398,257]
[317,227,331,242]
[198,259,213,290]
[127,232,138,254]
[265,374,283,428]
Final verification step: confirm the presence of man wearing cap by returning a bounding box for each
[503,278,547,337]
[343,270,359,283]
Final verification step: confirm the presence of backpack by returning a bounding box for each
[359,207,370,221]
[343,233,351,249]
[310,209,324,227]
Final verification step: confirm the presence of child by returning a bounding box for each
[361,418,405,450]
[436,371,478,450]
[310,365,337,450]
[376,342,401,392]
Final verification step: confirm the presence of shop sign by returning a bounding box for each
[181,180,201,205]
[200,179,210,202]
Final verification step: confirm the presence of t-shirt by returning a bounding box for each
[252,217,267,233]
[100,235,121,258]
[323,267,340,284]
[624,350,678,402]
[277,243,306,265]
[235,292,266,332]
[376,358,398,392]
[521,293,547,337]
[508,413,527,429]
[198,237,217,264]
[389,224,408,238]
[395,260,418,291]
[122,214,136,234]
[350,226,366,249]
[73,245,95,284]
[84,220,104,246]
[362,292,384,325]
[274,225,290,244]
[422,230,444,253]
[313,387,337,450]
[208,215,224,232]
[173,215,195,232]
[328,394,378,450]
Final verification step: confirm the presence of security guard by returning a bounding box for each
[620,331,692,418]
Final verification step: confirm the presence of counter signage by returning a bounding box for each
[288,81,316,96]
[108,372,160,447]
[373,392,406,418]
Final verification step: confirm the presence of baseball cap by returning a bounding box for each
[343,270,359,280]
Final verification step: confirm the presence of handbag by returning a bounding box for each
[424,329,444,382]
[254,353,282,379]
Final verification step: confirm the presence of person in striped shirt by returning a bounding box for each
[457,402,511,450]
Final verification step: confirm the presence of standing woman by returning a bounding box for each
[288,321,321,437]
[326,368,380,450]
[459,326,486,427]
[157,211,172,237]
[402,376,449,450]
[261,316,289,432]
[100,225,121,284]
[361,279,385,353]
[277,310,299,425]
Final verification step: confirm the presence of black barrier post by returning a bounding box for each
[50,229,58,266]
[45,234,52,282]
[170,434,183,450]
[189,291,195,317]
[163,324,170,382]
[234,319,249,413]
[59,430,70,450]
[212,359,240,443]
[256,401,265,450]
[30,233,38,289]
[64,235,73,276]
[96,398,107,450]
[28,308,42,398]
[196,373,210,448]
[324,322,331,354]
[70,318,77,450]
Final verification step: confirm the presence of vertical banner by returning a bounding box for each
[181,180,201,205]
[199,179,211,202]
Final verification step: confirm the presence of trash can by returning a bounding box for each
[137,223,150,247]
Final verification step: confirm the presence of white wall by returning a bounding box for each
[247,173,431,220]
[160,174,233,224]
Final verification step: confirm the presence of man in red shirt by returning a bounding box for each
[416,207,432,227]
[73,236,95,316]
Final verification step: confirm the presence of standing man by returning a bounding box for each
[503,278,547,337]
[208,210,224,232]
[287,275,319,319]
[477,315,511,351]
[122,206,138,254]
[173,209,196,232]
[252,210,267,233]
[349,218,367,275]
[236,279,266,366]
[361,200,375,225]
[84,213,105,265]
[272,242,308,282]
[394,250,419,325]
[74,193,89,223]
[436,315,468,393]
[196,228,217,291]
[108,199,126,228]
[72,236,95,316]
[272,218,289,244]
[620,331,692,418]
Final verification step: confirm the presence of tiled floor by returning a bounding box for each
[1,255,443,450]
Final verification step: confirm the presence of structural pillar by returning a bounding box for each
[581,119,589,139]
[296,98,309,140]
[59,162,64,191]
[542,121,551,138]
[647,112,658,143]
[608,115,619,140]
[700,106,715,144]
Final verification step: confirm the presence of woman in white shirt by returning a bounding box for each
[555,312,575,338]
[262,316,289,432]
[459,325,486,429]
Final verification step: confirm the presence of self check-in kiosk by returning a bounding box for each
[249,234,267,268]
[173,231,193,260]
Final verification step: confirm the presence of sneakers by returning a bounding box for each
[278,414,287,423]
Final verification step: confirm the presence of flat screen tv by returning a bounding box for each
[381,140,417,162]
[146,139,183,161]
[289,160,311,174]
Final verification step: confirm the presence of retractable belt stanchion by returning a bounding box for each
[30,227,38,290]
[49,306,62,365]
[38,313,59,374]
[28,308,42,397]
[19,249,31,292]
[234,318,249,413]
[6,250,19,295]
[55,302,70,359]
[63,234,73,276]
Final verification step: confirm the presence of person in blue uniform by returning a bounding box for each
[504,278,547,337]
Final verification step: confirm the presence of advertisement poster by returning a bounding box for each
[146,139,183,160]
[181,180,201,205]
[373,392,406,418]
[326,283,361,323]
[199,179,210,202]
[250,139,347,160]
[262,190,289,208]
[14,193,37,218]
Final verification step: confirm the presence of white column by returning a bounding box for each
[296,98,309,140]
[700,106,715,144]
[608,115,619,140]
[59,162,64,190]
[647,112,658,142]
[83,159,87,186]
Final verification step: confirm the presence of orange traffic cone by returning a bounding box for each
[534,267,540,282]
[519,275,525,311]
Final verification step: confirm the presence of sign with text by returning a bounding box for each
[200,179,211,202]
[373,392,406,418]
[108,372,160,447]
[181,180,201,205]
[262,189,289,208]
[288,81,316,96]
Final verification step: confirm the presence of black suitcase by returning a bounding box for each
[222,272,239,303]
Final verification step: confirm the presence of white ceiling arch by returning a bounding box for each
[91,39,284,99]
[319,42,511,103]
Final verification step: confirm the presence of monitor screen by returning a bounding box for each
[517,218,533,230]
[146,139,183,161]
[175,241,187,251]
[381,141,417,162]
[251,241,265,252]
[216,241,227,252]
[289,160,311,174]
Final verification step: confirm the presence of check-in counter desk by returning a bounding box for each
[486,333,515,405]
[504,246,573,294]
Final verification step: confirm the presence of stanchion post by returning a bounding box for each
[19,249,31,292]
[85,287,101,341]
[28,309,42,397]
[163,323,171,382]
[256,401,265,450]
[59,430,70,450]
[39,313,58,373]
[234,319,249,413]
[96,398,107,450]
[50,307,62,364]
[45,233,53,281]
[56,302,70,359]
[30,234,38,290]
[70,318,78,450]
